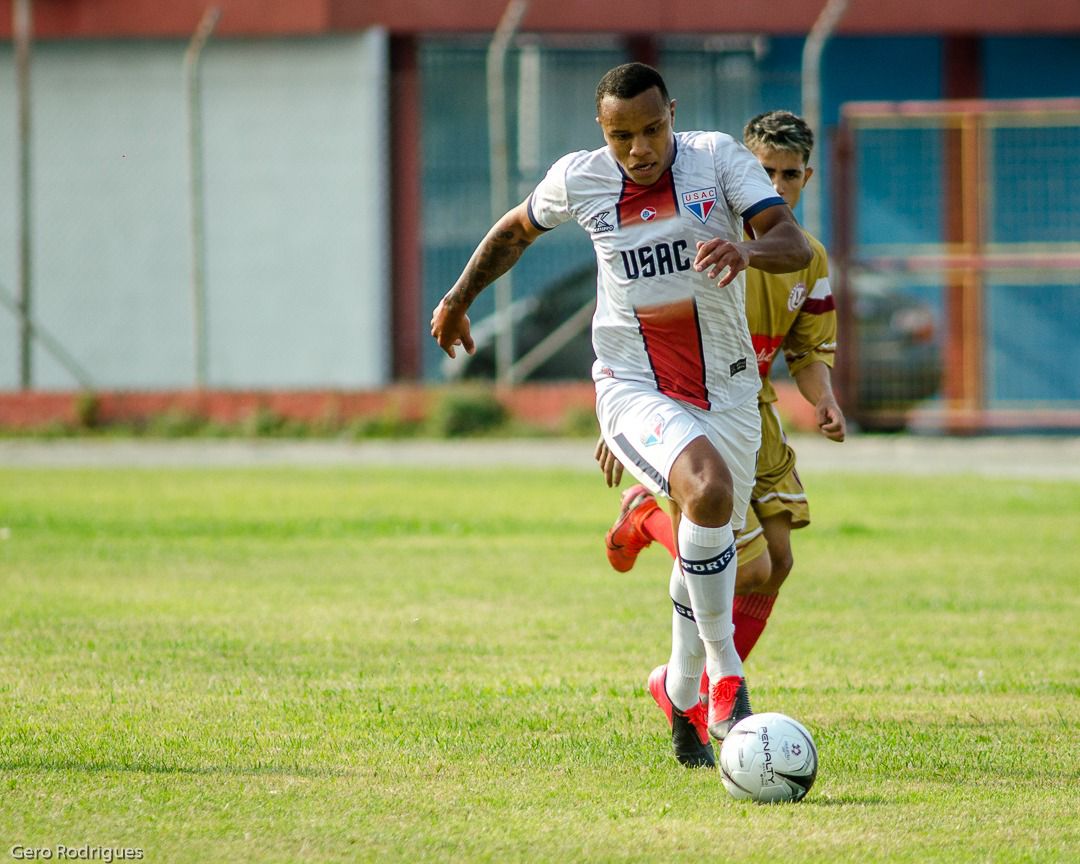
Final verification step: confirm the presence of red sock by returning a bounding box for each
[640,507,677,558]
[732,593,778,661]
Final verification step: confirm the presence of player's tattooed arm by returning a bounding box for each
[445,219,536,310]
[431,201,544,359]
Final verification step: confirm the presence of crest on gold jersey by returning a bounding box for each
[787,282,808,311]
[682,187,717,224]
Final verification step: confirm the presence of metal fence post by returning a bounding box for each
[800,0,849,241]
[487,0,529,387]
[14,0,33,389]
[184,7,221,390]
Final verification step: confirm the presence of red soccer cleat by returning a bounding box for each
[706,675,753,742]
[648,665,715,768]
[605,484,659,573]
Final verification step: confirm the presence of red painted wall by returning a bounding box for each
[330,0,1080,36]
[0,0,328,39]
[2,0,1079,39]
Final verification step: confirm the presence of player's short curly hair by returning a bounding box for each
[743,110,815,164]
[595,62,670,113]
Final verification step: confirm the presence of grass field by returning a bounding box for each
[1,461,1078,863]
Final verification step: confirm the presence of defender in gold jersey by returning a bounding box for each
[727,110,845,658]
[600,111,846,689]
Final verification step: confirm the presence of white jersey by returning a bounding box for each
[528,130,784,411]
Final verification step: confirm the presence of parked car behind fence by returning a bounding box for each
[450,263,943,432]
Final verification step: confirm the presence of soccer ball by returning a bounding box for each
[719,712,818,803]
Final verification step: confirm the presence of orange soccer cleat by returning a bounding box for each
[706,675,753,742]
[605,484,659,572]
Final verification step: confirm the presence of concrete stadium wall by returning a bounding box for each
[0,31,389,391]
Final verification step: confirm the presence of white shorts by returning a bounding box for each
[595,377,761,531]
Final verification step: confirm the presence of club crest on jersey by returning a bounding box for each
[682,187,717,224]
[590,210,614,234]
[641,413,666,447]
[787,282,808,311]
[641,207,657,222]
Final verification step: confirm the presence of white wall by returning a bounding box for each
[0,32,389,390]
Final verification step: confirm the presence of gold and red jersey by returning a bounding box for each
[744,230,836,404]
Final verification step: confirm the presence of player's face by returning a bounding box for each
[753,147,813,210]
[597,87,676,186]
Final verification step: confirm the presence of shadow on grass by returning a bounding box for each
[0,757,350,779]
[803,794,891,806]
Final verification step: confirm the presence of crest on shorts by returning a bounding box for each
[641,413,666,447]
[682,187,717,224]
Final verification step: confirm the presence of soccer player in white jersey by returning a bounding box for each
[431,63,811,768]
[598,111,846,755]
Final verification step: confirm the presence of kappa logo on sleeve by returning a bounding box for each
[682,187,717,224]
[589,210,615,234]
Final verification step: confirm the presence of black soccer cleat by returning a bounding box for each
[671,703,717,768]
[648,665,716,768]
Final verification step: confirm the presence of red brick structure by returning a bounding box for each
[3,1,1078,38]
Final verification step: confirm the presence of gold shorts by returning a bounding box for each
[735,401,810,566]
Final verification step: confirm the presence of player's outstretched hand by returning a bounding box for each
[816,397,846,442]
[693,238,751,287]
[594,436,624,488]
[430,296,475,359]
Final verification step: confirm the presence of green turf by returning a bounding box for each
[0,465,1078,863]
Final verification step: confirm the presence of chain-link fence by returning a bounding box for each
[420,36,778,383]
[834,98,1080,431]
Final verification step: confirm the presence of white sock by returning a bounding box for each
[677,515,743,686]
[666,559,706,712]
